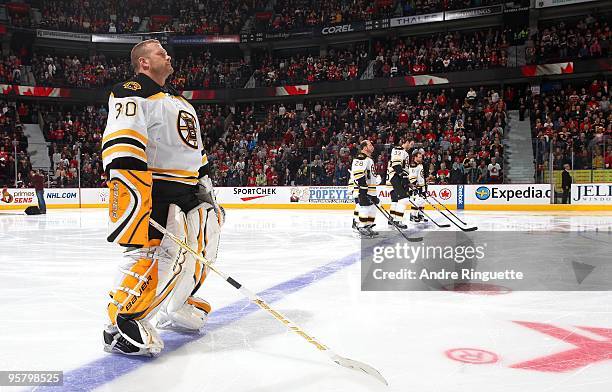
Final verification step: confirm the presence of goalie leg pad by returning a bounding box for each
[157,202,221,331]
[107,169,152,246]
[157,297,211,332]
[106,204,188,351]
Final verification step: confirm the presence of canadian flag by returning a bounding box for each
[521,62,574,77]
[405,75,449,86]
[275,85,309,96]
[181,90,216,100]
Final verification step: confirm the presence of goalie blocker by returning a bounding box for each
[104,169,224,356]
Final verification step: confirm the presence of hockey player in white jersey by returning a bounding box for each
[386,139,413,229]
[348,172,360,231]
[101,40,224,357]
[407,151,428,223]
[351,140,381,237]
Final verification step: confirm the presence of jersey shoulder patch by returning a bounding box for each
[111,74,164,99]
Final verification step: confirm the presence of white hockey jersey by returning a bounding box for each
[102,73,207,185]
[386,146,409,183]
[407,163,425,187]
[351,152,379,196]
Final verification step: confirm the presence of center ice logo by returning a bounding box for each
[475,187,490,200]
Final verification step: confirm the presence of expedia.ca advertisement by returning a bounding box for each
[464,184,552,205]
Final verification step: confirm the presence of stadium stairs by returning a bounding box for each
[504,110,535,183]
[23,123,50,170]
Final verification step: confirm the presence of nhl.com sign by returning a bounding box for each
[571,183,612,205]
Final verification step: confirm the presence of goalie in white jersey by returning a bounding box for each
[351,140,381,237]
[101,40,224,357]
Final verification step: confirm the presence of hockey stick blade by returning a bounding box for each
[330,353,389,386]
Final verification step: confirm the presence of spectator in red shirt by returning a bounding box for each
[267,167,279,185]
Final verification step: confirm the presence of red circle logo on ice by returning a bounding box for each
[442,283,512,295]
[439,188,452,200]
[446,348,499,365]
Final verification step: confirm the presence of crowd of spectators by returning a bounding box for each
[206,86,508,187]
[27,51,250,89]
[11,18,607,91]
[169,52,252,90]
[35,103,226,188]
[0,55,25,85]
[527,14,611,65]
[257,0,518,32]
[251,46,369,87]
[9,0,259,35]
[259,0,396,32]
[399,0,507,16]
[2,85,510,189]
[41,104,108,187]
[530,80,611,182]
[373,28,513,77]
[171,0,263,35]
[32,54,133,89]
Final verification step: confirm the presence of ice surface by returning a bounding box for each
[0,209,611,391]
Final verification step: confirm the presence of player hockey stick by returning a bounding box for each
[402,193,450,229]
[422,197,478,232]
[427,194,470,227]
[149,218,389,386]
[368,197,423,242]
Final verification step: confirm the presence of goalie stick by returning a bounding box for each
[149,218,389,386]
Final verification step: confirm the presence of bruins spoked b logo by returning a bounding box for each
[177,110,199,149]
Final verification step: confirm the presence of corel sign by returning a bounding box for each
[572,184,612,204]
[321,25,354,35]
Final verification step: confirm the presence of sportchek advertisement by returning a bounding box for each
[215,187,297,204]
[571,184,612,205]
[463,184,552,205]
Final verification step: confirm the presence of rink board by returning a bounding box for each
[0,184,611,211]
